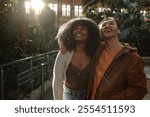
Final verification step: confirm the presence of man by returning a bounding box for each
[87,17,148,100]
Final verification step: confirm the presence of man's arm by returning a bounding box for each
[110,54,148,100]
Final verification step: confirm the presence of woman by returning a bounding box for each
[52,18,100,100]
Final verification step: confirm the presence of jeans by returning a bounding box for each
[63,85,86,100]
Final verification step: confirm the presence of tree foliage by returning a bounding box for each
[0,0,23,63]
[0,0,58,99]
[81,0,150,56]
[25,7,58,55]
[0,1,58,64]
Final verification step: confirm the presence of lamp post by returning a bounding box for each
[57,0,61,27]
[71,0,74,18]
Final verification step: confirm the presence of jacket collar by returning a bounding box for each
[99,41,137,56]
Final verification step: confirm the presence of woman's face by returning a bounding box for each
[73,25,88,42]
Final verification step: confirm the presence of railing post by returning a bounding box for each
[30,57,34,92]
[41,63,45,100]
[0,66,4,99]
[47,55,51,80]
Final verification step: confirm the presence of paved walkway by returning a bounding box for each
[26,79,150,100]
[23,80,53,100]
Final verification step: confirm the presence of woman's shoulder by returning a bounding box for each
[57,50,73,58]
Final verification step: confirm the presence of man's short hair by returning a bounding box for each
[99,17,121,30]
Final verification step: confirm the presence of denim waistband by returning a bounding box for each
[63,85,86,94]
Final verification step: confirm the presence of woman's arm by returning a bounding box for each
[52,51,65,100]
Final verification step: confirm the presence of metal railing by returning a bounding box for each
[0,52,150,100]
[0,50,58,99]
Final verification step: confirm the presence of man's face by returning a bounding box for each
[99,19,120,39]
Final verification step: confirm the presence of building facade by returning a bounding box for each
[25,0,83,26]
[46,0,83,26]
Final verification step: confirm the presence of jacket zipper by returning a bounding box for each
[95,51,128,98]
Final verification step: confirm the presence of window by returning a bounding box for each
[25,1,30,14]
[62,4,70,16]
[75,5,83,17]
[31,0,44,15]
[24,0,44,15]
[48,3,58,15]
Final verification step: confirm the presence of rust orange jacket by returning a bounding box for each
[87,42,148,100]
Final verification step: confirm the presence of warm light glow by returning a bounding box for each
[25,1,30,14]
[99,7,104,12]
[48,3,57,15]
[31,0,44,9]
[31,0,44,15]
[25,0,45,15]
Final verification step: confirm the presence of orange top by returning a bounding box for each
[91,48,120,99]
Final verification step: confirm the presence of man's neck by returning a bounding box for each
[104,37,123,52]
